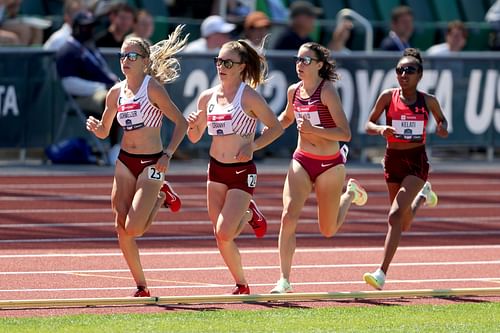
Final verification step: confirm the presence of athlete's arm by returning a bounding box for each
[365,89,395,138]
[276,83,299,129]
[186,89,210,143]
[425,94,449,138]
[86,84,120,139]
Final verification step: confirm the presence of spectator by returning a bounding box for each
[427,21,468,55]
[379,5,414,51]
[126,9,153,42]
[486,0,500,50]
[327,18,353,54]
[95,2,135,48]
[56,10,120,147]
[0,0,46,45]
[273,0,322,50]
[242,11,271,48]
[44,0,84,51]
[184,15,235,53]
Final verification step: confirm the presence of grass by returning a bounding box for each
[1,302,498,333]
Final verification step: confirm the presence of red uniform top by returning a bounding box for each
[293,80,336,128]
[386,88,429,143]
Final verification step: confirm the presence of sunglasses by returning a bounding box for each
[118,52,145,61]
[294,56,319,65]
[213,57,243,69]
[395,66,418,75]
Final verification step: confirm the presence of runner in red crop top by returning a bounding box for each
[268,42,368,294]
[363,48,448,291]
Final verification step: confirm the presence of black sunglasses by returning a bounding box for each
[294,56,320,65]
[213,57,243,69]
[395,66,418,75]
[118,52,145,61]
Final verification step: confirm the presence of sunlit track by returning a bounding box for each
[0,169,499,310]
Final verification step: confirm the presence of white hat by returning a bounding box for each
[201,15,235,38]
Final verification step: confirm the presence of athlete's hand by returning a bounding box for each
[436,121,448,138]
[296,118,313,134]
[234,142,254,162]
[187,110,202,129]
[380,126,396,138]
[155,154,170,174]
[86,116,101,133]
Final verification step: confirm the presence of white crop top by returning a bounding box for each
[206,83,257,136]
[117,75,163,131]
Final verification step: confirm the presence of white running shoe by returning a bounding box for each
[347,178,368,206]
[340,145,349,163]
[363,268,386,290]
[419,181,438,208]
[270,278,292,294]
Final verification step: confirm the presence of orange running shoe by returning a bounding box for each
[160,181,181,212]
[231,284,250,295]
[248,200,267,238]
[133,286,150,297]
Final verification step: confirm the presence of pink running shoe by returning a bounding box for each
[133,286,150,297]
[160,181,181,212]
[248,200,267,238]
[231,284,250,295]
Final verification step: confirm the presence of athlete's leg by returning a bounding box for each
[208,181,252,285]
[278,160,312,281]
[314,164,351,237]
[380,175,425,274]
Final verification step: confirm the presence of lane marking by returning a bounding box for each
[1,278,499,293]
[1,244,499,259]
[1,230,500,244]
[1,260,499,275]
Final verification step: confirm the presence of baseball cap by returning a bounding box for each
[72,10,96,27]
[244,11,271,30]
[201,15,236,38]
[290,1,323,18]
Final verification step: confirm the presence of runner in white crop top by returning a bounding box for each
[206,82,257,136]
[117,75,164,131]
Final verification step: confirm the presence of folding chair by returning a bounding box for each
[54,89,110,165]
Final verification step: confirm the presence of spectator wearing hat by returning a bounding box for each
[184,15,235,53]
[243,11,271,48]
[56,10,120,145]
[273,0,322,50]
[44,0,84,51]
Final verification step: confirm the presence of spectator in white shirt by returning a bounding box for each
[184,15,235,53]
[427,21,467,55]
[44,0,83,51]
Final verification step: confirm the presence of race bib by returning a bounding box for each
[247,174,257,188]
[207,114,234,136]
[294,105,321,126]
[147,166,164,182]
[393,114,424,142]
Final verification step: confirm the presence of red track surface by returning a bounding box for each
[0,166,499,317]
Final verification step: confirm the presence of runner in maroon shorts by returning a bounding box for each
[86,26,188,297]
[269,42,368,294]
[186,40,283,294]
[363,48,449,290]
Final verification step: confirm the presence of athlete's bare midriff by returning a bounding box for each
[210,133,256,163]
[297,132,340,156]
[120,127,163,154]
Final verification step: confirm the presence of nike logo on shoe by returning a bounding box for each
[235,169,247,175]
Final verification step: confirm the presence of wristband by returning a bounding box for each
[163,151,172,159]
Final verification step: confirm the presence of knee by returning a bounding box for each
[388,209,407,228]
[281,210,299,233]
[214,227,234,243]
[319,224,338,238]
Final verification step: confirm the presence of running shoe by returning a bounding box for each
[231,284,250,295]
[270,278,292,294]
[160,181,182,212]
[347,178,368,206]
[248,200,267,238]
[363,268,386,290]
[418,181,438,208]
[133,286,151,297]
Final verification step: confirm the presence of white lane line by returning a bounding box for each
[1,216,499,229]
[1,277,499,293]
[0,261,499,276]
[1,244,499,259]
[1,202,500,214]
[1,230,500,244]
